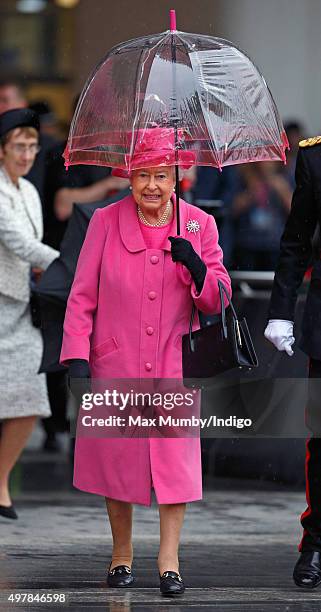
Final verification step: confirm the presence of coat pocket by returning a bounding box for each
[92,337,119,359]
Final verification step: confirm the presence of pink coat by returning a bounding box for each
[60,195,231,505]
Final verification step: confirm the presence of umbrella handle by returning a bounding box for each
[170,9,177,31]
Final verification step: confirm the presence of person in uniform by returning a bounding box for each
[265,135,321,588]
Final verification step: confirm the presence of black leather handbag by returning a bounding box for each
[182,280,258,387]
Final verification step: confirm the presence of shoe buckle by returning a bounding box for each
[109,565,131,575]
[163,571,182,581]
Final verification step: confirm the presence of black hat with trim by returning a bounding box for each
[0,108,40,139]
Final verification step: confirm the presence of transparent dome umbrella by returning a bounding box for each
[64,9,288,234]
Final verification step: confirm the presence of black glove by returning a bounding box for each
[168,236,207,293]
[68,359,91,404]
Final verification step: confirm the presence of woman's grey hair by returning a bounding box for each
[129,166,184,181]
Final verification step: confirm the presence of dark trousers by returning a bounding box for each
[42,371,68,437]
[300,358,321,551]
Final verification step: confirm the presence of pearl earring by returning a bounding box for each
[129,185,132,190]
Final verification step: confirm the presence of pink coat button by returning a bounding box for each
[145,362,152,371]
[148,291,157,300]
[146,326,154,335]
[150,255,159,264]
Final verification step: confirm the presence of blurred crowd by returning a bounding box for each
[0,78,306,453]
[182,121,303,270]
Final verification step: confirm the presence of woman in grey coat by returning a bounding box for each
[0,108,59,519]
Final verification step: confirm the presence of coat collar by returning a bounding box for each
[0,165,19,196]
[119,193,190,253]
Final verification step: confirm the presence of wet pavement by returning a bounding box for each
[1,440,321,611]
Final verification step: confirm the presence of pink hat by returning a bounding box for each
[111,127,195,178]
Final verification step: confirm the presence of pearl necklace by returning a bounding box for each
[137,200,172,227]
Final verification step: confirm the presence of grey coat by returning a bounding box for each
[0,166,59,419]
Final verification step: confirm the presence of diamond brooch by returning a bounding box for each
[186,219,200,233]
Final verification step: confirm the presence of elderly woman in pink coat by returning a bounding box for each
[60,128,231,596]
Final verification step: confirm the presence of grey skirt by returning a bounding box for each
[0,293,51,419]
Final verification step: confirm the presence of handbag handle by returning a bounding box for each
[188,279,237,352]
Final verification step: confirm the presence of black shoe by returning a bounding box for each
[293,551,321,588]
[159,571,185,596]
[107,565,134,587]
[0,504,18,520]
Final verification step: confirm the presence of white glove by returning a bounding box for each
[264,319,295,357]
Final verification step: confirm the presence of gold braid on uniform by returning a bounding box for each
[299,136,321,148]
